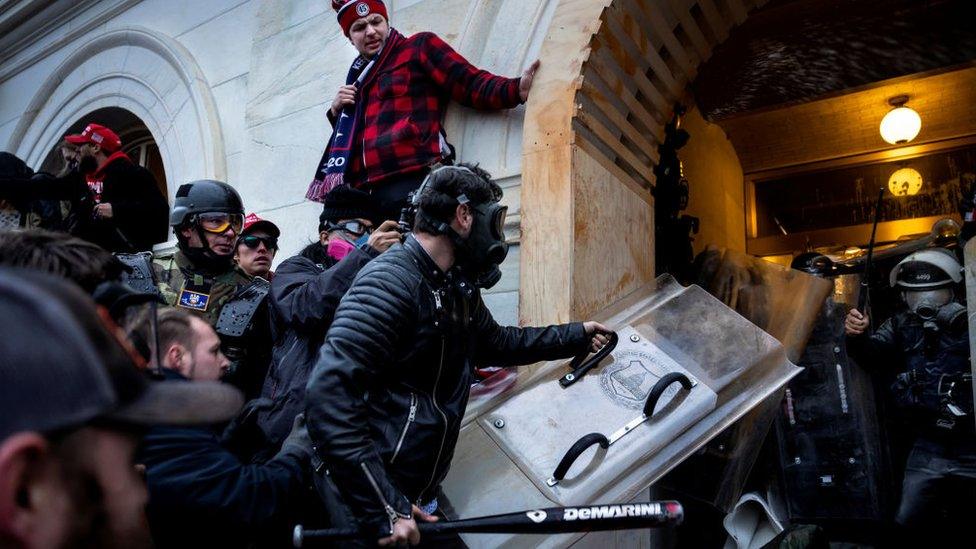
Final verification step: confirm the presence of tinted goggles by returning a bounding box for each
[196,213,244,234]
[326,220,373,238]
[238,235,279,251]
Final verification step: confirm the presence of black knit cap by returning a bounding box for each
[319,185,380,230]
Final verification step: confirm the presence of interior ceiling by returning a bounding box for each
[692,0,976,121]
[716,66,976,174]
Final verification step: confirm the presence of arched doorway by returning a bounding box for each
[521,0,976,324]
[519,1,976,544]
[39,107,169,200]
[7,26,226,200]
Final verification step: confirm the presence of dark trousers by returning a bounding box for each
[313,467,465,548]
[894,435,976,545]
[366,171,429,225]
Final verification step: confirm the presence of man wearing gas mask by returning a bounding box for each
[117,179,273,401]
[305,164,611,546]
[845,248,975,541]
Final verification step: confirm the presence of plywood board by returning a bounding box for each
[571,144,655,318]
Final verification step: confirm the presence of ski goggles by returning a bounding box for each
[325,220,373,238]
[196,213,244,235]
[238,235,278,251]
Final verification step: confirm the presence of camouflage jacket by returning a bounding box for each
[152,250,272,400]
[152,251,253,326]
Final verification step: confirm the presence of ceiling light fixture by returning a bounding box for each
[880,95,921,145]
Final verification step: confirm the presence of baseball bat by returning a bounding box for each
[293,500,683,546]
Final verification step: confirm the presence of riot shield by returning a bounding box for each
[773,274,890,523]
[659,248,832,512]
[966,236,976,432]
[441,275,803,548]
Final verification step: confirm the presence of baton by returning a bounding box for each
[293,500,683,546]
[858,187,885,323]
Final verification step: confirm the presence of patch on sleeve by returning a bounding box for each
[178,288,211,311]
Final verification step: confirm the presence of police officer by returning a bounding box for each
[119,179,272,400]
[845,248,975,542]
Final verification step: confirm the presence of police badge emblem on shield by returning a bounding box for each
[178,288,210,311]
[600,349,682,410]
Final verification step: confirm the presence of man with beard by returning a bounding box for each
[117,179,273,400]
[307,0,540,222]
[0,268,243,549]
[127,308,312,548]
[306,165,611,546]
[65,123,168,252]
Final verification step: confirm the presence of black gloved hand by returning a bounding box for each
[274,413,312,463]
[221,397,274,459]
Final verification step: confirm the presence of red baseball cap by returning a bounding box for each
[65,123,122,152]
[241,213,281,238]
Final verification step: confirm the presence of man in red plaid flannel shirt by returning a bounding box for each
[329,0,540,222]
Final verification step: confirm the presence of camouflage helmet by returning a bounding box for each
[169,179,244,228]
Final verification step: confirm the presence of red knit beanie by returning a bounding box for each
[332,0,389,36]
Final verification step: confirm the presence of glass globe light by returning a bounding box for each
[880,106,921,145]
[888,167,923,196]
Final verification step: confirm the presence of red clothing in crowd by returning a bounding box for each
[328,29,523,188]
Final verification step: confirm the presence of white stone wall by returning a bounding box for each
[0,0,558,324]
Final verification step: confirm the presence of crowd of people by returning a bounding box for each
[0,2,614,548]
[2,1,974,548]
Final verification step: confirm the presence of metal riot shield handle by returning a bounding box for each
[559,332,620,387]
[547,373,695,486]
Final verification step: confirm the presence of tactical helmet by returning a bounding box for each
[169,179,244,227]
[791,252,834,277]
[889,248,962,289]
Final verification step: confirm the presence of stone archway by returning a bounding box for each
[7,26,226,199]
[521,0,767,324]
[39,106,168,199]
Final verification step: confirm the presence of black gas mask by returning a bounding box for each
[412,166,510,289]
[453,197,509,289]
[903,288,966,332]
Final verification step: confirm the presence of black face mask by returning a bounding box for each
[79,153,98,175]
[180,243,234,273]
[452,201,509,289]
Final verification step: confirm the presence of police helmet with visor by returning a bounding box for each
[889,248,962,290]
[889,248,964,323]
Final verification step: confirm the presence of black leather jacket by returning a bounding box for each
[305,235,588,535]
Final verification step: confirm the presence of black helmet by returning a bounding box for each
[170,179,244,227]
[889,248,962,289]
[791,252,834,277]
